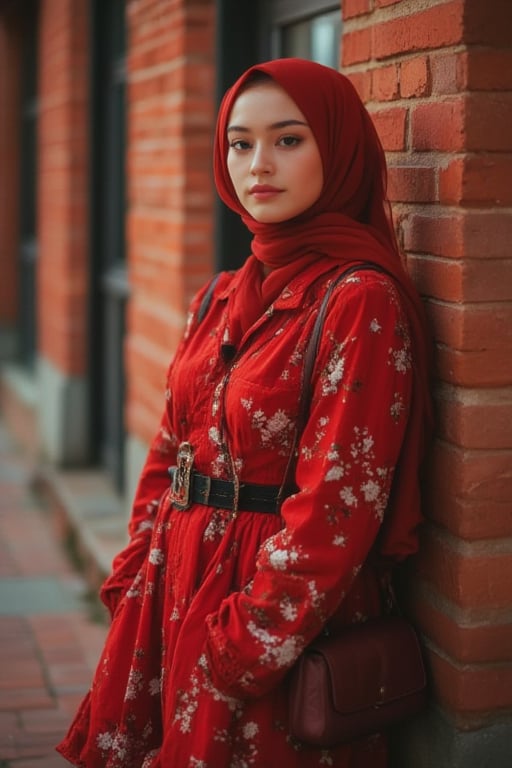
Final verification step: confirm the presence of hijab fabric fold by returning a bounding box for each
[213,58,432,560]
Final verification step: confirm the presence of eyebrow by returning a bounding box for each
[226,119,309,133]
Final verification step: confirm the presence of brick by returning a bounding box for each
[464,0,512,46]
[413,587,512,663]
[466,92,512,152]
[369,106,407,151]
[435,385,512,450]
[426,301,512,352]
[411,98,465,151]
[342,27,372,66]
[440,155,512,206]
[408,255,512,303]
[427,486,512,542]
[428,648,512,714]
[372,64,399,101]
[416,526,512,612]
[464,49,512,90]
[343,0,371,18]
[403,211,512,260]
[402,212,463,259]
[400,55,431,98]
[372,0,464,60]
[37,0,90,376]
[435,346,512,388]
[387,165,436,203]
[346,71,371,103]
[0,14,22,324]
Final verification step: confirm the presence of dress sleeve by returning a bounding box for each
[205,274,414,698]
[99,276,222,617]
[99,384,179,617]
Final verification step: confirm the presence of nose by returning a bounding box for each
[250,143,273,175]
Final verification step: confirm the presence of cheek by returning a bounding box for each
[227,156,244,194]
[302,154,324,201]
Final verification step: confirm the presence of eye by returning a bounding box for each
[229,139,252,151]
[278,135,302,148]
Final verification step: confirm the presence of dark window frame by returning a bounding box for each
[89,0,128,490]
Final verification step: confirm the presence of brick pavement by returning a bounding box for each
[0,423,108,767]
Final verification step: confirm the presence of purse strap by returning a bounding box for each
[278,264,385,502]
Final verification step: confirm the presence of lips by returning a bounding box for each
[249,184,283,199]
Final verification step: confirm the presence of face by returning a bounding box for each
[226,80,324,224]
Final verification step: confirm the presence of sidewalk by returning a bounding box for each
[0,422,108,767]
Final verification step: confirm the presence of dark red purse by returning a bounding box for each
[288,613,427,746]
[287,267,428,746]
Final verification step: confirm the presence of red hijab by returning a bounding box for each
[214,58,433,560]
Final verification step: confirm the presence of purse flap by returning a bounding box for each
[312,616,427,715]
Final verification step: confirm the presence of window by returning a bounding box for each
[267,1,342,69]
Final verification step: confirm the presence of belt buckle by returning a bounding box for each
[169,442,194,510]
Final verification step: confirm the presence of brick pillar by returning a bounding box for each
[0,9,22,360]
[124,0,215,495]
[343,0,512,766]
[37,0,90,464]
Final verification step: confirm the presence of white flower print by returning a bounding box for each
[148,548,164,566]
[268,547,300,570]
[390,393,406,422]
[247,622,302,669]
[370,317,382,333]
[136,519,154,534]
[126,571,144,599]
[242,722,259,739]
[96,732,113,751]
[203,510,229,542]
[340,487,358,507]
[209,426,222,446]
[361,479,381,503]
[391,346,411,373]
[148,677,161,696]
[242,399,295,455]
[96,730,130,762]
[333,533,347,547]
[322,355,345,396]
[325,465,345,481]
[125,668,144,701]
[280,597,298,622]
[307,580,323,611]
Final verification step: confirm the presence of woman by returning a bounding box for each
[57,58,431,768]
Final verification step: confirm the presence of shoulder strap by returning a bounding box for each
[299,263,385,433]
[197,272,221,324]
[278,264,385,500]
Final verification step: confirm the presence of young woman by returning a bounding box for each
[57,57,432,768]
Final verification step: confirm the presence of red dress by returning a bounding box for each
[57,256,415,767]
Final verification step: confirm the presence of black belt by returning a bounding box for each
[168,468,292,514]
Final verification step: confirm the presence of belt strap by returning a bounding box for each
[168,468,291,514]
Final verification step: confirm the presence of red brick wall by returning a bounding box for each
[0,10,22,329]
[125,0,216,445]
[37,0,89,377]
[343,0,512,731]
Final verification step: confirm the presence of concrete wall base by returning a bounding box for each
[392,708,512,768]
[38,356,90,466]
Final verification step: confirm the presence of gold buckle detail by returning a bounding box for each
[169,442,195,510]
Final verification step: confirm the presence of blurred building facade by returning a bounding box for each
[0,1,511,765]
